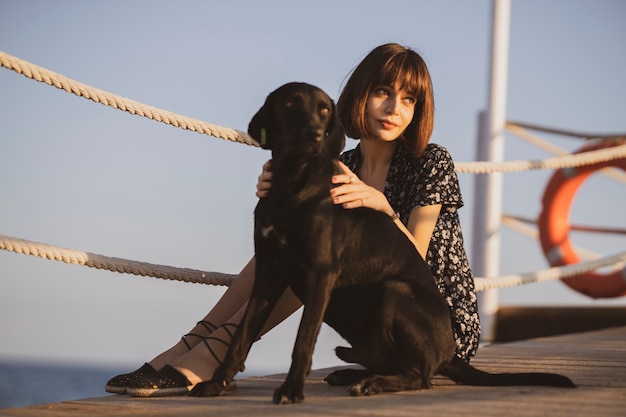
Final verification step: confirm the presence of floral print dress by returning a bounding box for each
[340,143,481,362]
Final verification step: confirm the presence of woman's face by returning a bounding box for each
[364,81,416,142]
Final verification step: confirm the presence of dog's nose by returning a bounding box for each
[303,126,324,141]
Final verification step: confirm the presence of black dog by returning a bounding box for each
[190,82,575,404]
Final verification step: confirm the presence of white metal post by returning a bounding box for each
[472,0,511,343]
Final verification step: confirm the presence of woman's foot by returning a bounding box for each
[126,365,194,397]
[105,320,216,394]
[127,323,237,397]
[105,363,156,394]
[126,364,238,397]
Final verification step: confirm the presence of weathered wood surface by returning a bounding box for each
[494,306,626,342]
[2,326,624,417]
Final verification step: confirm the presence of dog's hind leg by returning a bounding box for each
[348,371,428,396]
[342,280,445,396]
[325,368,374,386]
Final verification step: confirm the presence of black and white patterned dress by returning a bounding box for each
[340,143,481,362]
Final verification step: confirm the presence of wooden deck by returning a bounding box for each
[2,326,625,417]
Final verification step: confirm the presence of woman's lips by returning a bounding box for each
[379,119,398,129]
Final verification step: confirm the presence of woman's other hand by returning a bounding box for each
[256,160,273,198]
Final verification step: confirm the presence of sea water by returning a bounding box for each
[0,359,270,409]
[0,360,130,408]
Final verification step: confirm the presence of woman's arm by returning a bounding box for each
[257,159,440,258]
[403,204,441,259]
[330,162,440,259]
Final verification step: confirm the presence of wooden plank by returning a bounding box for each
[1,326,624,417]
[495,306,626,342]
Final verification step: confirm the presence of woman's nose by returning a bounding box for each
[385,96,400,114]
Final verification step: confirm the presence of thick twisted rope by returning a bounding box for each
[3,50,626,175]
[505,123,626,184]
[501,215,601,261]
[474,251,626,291]
[2,234,624,291]
[506,120,626,141]
[0,234,236,286]
[453,142,626,174]
[503,214,626,236]
[0,51,259,147]
[2,51,625,292]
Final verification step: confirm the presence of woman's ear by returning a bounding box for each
[248,98,275,150]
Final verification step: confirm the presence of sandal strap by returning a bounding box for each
[219,322,238,339]
[201,335,231,366]
[180,320,219,350]
[200,324,239,369]
[220,322,261,342]
[180,333,202,350]
[197,320,217,333]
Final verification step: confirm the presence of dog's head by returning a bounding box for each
[248,82,345,158]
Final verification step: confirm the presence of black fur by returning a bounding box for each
[189,82,575,404]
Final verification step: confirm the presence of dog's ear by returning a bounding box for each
[325,101,345,158]
[248,96,275,150]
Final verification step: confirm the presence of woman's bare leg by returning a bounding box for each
[172,284,302,385]
[147,257,257,370]
[147,256,302,379]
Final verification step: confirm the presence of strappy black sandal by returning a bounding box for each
[126,323,239,397]
[126,365,193,397]
[104,320,216,394]
[105,362,157,394]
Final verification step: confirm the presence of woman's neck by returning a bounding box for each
[358,139,398,192]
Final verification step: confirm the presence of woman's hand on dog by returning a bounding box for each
[256,160,395,218]
[330,162,395,216]
[256,160,273,198]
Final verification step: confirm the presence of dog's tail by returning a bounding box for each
[440,355,576,387]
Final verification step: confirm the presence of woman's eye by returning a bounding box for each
[375,88,389,96]
[404,97,417,105]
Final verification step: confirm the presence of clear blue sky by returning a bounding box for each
[1,0,624,372]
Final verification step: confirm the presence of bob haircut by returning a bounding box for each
[337,43,435,157]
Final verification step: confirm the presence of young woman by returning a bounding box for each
[106,43,480,397]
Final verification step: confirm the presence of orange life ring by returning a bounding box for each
[538,139,626,298]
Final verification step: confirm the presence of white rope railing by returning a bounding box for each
[2,50,626,175]
[506,120,626,141]
[503,214,626,236]
[474,251,626,291]
[2,234,624,292]
[505,122,626,184]
[500,215,601,261]
[0,51,260,147]
[0,234,236,287]
[2,51,625,295]
[453,143,626,174]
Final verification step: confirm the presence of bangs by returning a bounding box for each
[374,54,425,97]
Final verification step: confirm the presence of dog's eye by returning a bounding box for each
[285,100,295,108]
[320,106,330,116]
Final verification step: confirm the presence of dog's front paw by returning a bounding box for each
[188,380,226,397]
[273,383,304,404]
[348,379,383,397]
